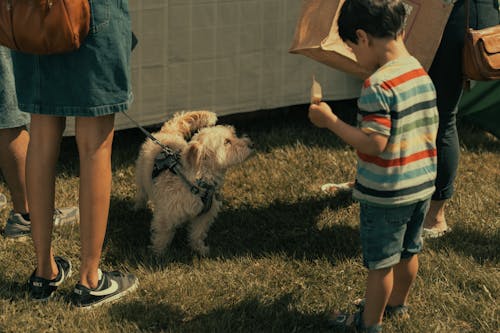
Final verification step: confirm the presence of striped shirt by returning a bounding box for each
[353,56,438,207]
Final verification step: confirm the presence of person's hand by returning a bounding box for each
[308,102,338,128]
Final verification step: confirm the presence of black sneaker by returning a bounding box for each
[70,269,138,309]
[28,256,72,301]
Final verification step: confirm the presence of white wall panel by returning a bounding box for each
[65,0,361,135]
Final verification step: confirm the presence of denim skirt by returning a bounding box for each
[0,46,29,128]
[11,0,132,117]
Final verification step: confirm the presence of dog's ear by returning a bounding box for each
[185,142,202,168]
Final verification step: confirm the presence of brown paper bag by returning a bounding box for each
[289,0,453,79]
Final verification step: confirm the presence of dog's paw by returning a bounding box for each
[149,243,165,256]
[194,244,210,257]
[133,200,146,211]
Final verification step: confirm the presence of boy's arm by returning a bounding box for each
[309,102,388,155]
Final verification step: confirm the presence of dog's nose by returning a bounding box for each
[241,134,254,149]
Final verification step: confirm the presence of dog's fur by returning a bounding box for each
[135,111,253,255]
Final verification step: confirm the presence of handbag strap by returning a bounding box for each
[464,0,478,32]
[463,0,471,89]
[465,0,470,33]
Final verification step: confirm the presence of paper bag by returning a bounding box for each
[289,0,454,78]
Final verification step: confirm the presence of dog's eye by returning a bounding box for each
[224,139,232,145]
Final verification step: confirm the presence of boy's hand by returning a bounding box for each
[308,102,338,128]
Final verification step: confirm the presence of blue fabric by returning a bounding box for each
[0,46,29,129]
[359,199,430,270]
[11,0,133,117]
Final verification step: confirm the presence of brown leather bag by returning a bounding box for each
[0,0,91,55]
[462,0,500,81]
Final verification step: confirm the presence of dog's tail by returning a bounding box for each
[160,111,217,140]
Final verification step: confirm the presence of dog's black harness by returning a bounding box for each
[152,149,218,215]
[121,111,218,216]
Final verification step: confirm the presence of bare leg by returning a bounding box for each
[28,115,66,279]
[388,255,418,306]
[363,267,392,327]
[0,126,29,214]
[423,199,448,231]
[75,114,115,289]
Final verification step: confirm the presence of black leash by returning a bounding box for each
[121,111,218,215]
[120,110,176,156]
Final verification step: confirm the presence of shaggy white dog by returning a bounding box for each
[135,111,253,255]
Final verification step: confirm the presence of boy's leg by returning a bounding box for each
[358,202,417,327]
[363,267,393,326]
[0,126,29,214]
[75,114,115,289]
[389,199,428,306]
[388,254,418,306]
[27,114,66,279]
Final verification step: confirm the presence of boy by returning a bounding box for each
[308,0,438,332]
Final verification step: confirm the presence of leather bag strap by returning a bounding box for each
[465,0,470,33]
[463,0,471,88]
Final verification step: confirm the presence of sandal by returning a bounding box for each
[328,309,382,332]
[422,226,452,239]
[354,298,410,319]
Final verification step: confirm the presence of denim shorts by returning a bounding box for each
[359,199,430,270]
[0,46,29,129]
[11,0,132,117]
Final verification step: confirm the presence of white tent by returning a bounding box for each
[65,0,361,135]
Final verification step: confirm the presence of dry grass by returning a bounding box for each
[0,104,498,332]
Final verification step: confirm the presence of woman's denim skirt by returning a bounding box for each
[0,46,29,128]
[11,0,132,117]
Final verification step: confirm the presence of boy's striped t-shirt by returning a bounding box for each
[353,56,438,207]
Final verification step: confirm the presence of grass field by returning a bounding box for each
[0,104,498,332]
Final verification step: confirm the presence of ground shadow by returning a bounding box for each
[0,272,28,301]
[103,193,360,270]
[109,294,331,333]
[456,118,500,153]
[425,223,499,264]
[104,187,500,271]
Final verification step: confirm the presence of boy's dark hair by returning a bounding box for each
[338,0,406,43]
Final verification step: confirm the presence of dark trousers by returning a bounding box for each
[427,0,499,200]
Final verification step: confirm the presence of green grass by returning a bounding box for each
[0,105,498,332]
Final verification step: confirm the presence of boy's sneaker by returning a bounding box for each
[0,193,6,209]
[70,269,139,309]
[28,256,72,301]
[4,206,79,240]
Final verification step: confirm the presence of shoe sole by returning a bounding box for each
[422,227,452,239]
[4,234,30,242]
[76,279,139,310]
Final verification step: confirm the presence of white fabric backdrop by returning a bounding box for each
[66,0,362,135]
